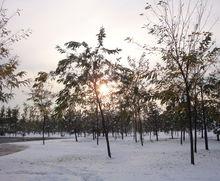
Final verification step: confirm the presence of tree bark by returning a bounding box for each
[139,120,144,146]
[121,130,124,140]
[201,127,204,138]
[42,115,46,145]
[186,89,195,165]
[96,107,99,145]
[74,129,78,142]
[133,118,138,143]
[171,129,174,139]
[180,129,183,145]
[183,129,185,141]
[194,96,198,153]
[137,106,143,146]
[201,85,209,150]
[94,86,111,158]
[155,118,159,141]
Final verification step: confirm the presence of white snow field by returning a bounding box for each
[0,135,219,181]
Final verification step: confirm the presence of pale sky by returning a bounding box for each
[8,0,146,72]
[4,0,220,107]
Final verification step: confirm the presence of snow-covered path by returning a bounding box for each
[0,136,219,181]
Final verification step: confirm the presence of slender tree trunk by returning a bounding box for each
[120,118,124,140]
[74,129,78,142]
[194,96,198,153]
[96,108,99,145]
[201,127,204,138]
[217,134,219,141]
[92,131,95,140]
[121,130,124,140]
[137,106,143,146]
[194,124,197,153]
[94,87,111,158]
[171,129,174,139]
[133,118,138,143]
[155,119,159,141]
[42,115,46,145]
[183,128,186,141]
[139,120,144,146]
[125,125,128,137]
[180,129,183,145]
[201,85,209,150]
[186,89,195,165]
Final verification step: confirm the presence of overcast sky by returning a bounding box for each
[8,0,147,72]
[4,0,220,107]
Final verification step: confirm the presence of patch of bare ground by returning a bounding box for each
[0,144,27,156]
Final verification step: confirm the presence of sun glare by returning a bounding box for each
[99,83,109,95]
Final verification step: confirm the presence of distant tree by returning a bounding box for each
[204,71,220,141]
[144,102,161,141]
[20,103,29,136]
[65,105,82,142]
[0,105,5,135]
[115,54,151,145]
[11,107,19,135]
[28,72,54,145]
[0,105,5,118]
[113,64,134,140]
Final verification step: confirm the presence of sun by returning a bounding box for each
[99,83,109,95]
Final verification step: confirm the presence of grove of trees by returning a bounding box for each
[0,0,219,165]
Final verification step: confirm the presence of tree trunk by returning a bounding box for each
[186,89,195,165]
[139,120,144,146]
[194,97,198,153]
[96,108,99,145]
[42,115,46,145]
[120,118,124,140]
[201,127,204,138]
[201,85,209,150]
[133,118,138,143]
[137,107,143,146]
[74,129,78,142]
[180,129,183,145]
[121,130,124,140]
[183,129,186,141]
[94,87,111,158]
[155,119,159,141]
[171,129,174,139]
[93,127,96,139]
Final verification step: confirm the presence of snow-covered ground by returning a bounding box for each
[0,135,219,181]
